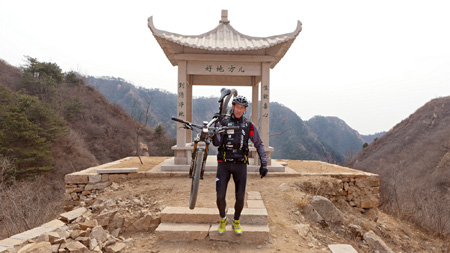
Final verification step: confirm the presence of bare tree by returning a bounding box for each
[130,98,151,164]
[345,147,356,162]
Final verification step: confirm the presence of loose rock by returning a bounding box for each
[310,196,344,225]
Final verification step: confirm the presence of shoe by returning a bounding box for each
[232,219,243,236]
[218,217,227,235]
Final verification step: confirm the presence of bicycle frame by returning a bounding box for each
[171,88,237,209]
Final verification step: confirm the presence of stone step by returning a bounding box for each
[156,192,269,243]
[155,223,211,241]
[227,208,268,225]
[156,223,269,243]
[160,206,268,225]
[209,224,269,243]
[160,207,219,223]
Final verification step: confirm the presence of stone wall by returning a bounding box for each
[337,174,380,209]
[64,157,138,211]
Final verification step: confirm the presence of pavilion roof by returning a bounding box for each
[148,10,302,68]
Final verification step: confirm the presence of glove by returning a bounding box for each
[259,164,268,178]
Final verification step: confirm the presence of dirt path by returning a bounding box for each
[92,157,447,252]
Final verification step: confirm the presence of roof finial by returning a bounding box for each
[220,9,229,24]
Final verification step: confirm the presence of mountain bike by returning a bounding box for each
[171,88,238,209]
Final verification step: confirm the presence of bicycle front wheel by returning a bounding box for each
[189,149,204,210]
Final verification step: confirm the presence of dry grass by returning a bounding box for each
[295,196,311,209]
[0,170,64,239]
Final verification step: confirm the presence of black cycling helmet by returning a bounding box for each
[232,95,249,107]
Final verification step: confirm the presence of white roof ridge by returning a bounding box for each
[148,16,302,52]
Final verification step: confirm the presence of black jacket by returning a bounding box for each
[213,114,267,165]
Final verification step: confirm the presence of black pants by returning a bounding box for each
[216,162,247,220]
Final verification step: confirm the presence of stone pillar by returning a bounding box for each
[250,77,260,165]
[260,63,270,147]
[174,61,188,165]
[186,76,193,144]
[260,63,271,165]
[251,76,259,130]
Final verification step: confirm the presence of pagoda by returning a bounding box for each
[148,10,301,170]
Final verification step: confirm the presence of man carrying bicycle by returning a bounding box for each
[213,95,268,236]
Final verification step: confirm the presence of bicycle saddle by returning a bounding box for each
[218,88,231,103]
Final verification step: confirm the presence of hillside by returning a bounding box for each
[268,102,335,161]
[87,76,179,137]
[347,96,450,236]
[306,116,364,161]
[0,58,174,239]
[1,60,174,170]
[88,76,377,162]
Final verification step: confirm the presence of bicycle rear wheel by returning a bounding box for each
[189,149,204,209]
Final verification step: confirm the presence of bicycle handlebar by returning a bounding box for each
[171,117,189,124]
[171,117,203,130]
[171,117,240,133]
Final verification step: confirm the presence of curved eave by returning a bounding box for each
[148,16,302,68]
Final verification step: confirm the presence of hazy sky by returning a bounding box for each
[1,1,449,135]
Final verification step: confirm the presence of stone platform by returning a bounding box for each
[155,191,269,243]
[160,155,285,172]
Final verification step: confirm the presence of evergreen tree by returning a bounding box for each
[19,56,64,100]
[0,85,66,179]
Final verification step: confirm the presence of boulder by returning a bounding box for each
[130,214,153,232]
[363,231,394,253]
[17,242,51,253]
[70,230,81,239]
[106,242,126,253]
[111,228,121,238]
[302,204,324,223]
[89,238,98,251]
[79,219,98,230]
[75,237,90,247]
[310,196,343,225]
[108,213,125,232]
[96,211,117,227]
[90,226,108,243]
[47,231,66,244]
[60,207,87,223]
[65,240,89,253]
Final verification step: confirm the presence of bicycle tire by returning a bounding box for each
[189,149,204,209]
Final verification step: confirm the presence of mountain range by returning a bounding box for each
[88,76,385,163]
